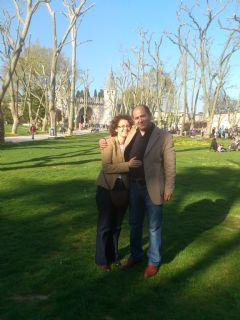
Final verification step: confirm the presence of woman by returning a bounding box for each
[95,115,142,272]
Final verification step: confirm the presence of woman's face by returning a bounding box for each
[115,119,131,139]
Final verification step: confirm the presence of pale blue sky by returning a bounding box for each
[27,0,183,91]
[1,0,239,98]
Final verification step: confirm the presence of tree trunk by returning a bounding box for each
[49,108,56,134]
[68,23,77,135]
[0,105,4,144]
[42,115,48,132]
[205,117,213,138]
[9,80,19,135]
[28,100,33,124]
[12,117,19,134]
[48,56,57,135]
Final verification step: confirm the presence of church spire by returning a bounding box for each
[103,67,116,125]
[105,67,115,90]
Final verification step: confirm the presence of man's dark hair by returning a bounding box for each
[131,104,152,117]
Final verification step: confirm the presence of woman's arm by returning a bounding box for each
[101,139,129,173]
[101,139,142,173]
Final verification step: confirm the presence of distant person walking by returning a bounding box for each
[30,124,36,140]
[200,127,205,137]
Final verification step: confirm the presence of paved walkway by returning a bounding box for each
[5,129,93,143]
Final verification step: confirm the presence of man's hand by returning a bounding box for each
[128,157,142,168]
[99,138,108,150]
[163,192,172,202]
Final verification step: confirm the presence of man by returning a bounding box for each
[100,105,176,278]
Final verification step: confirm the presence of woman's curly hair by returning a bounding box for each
[109,114,133,137]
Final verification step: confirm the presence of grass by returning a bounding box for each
[0,134,240,320]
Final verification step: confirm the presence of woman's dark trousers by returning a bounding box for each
[95,186,126,266]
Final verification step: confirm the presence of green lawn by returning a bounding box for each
[5,124,33,136]
[0,135,240,320]
[5,124,49,136]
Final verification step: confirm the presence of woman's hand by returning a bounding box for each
[128,157,142,168]
[99,138,108,150]
[163,192,172,202]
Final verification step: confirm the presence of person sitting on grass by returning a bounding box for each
[228,137,240,151]
[217,144,226,152]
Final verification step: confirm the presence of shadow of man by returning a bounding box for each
[163,198,230,264]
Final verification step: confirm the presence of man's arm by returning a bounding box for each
[163,133,176,199]
[163,192,172,202]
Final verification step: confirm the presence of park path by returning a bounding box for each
[5,129,93,143]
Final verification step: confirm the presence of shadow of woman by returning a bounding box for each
[163,198,230,264]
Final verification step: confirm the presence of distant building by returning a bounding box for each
[211,112,240,129]
[168,111,240,130]
[75,68,116,127]
[59,68,240,130]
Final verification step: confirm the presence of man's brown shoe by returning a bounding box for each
[121,258,138,270]
[144,264,158,278]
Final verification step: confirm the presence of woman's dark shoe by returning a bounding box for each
[121,258,138,270]
[99,265,111,272]
[114,261,122,267]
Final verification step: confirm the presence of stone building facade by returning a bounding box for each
[75,69,116,127]
[63,67,240,130]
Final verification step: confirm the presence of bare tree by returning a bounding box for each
[167,7,190,135]
[0,0,49,143]
[55,67,71,128]
[118,30,174,121]
[46,0,94,136]
[79,69,93,126]
[146,34,165,117]
[168,1,239,136]
[115,66,133,114]
[162,62,182,131]
[14,44,72,133]
[62,0,94,134]
[15,44,50,130]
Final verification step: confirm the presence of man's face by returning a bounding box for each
[132,107,151,131]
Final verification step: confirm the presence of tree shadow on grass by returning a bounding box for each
[163,166,240,264]
[0,157,100,171]
[1,165,240,319]
[91,231,240,320]
[163,198,230,264]
[77,166,239,320]
[0,147,101,171]
[0,178,97,256]
[1,138,66,150]
[176,146,208,152]
[0,133,105,151]
[0,179,99,319]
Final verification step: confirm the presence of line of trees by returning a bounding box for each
[113,1,240,136]
[1,0,240,143]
